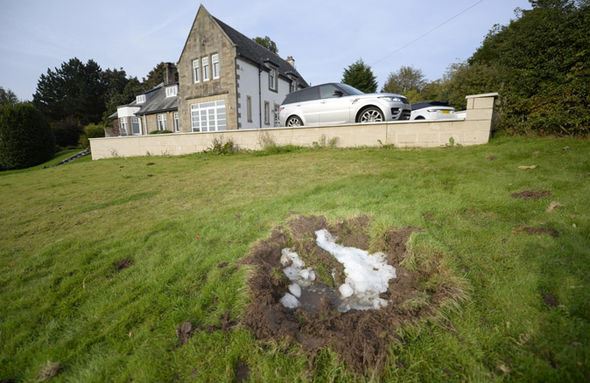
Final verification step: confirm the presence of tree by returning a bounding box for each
[33,58,107,125]
[142,62,171,91]
[382,66,426,95]
[341,59,378,93]
[253,36,278,54]
[0,103,55,169]
[462,1,590,135]
[0,87,18,106]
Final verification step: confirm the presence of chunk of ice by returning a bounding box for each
[280,292,300,309]
[315,229,396,311]
[283,266,299,281]
[288,283,301,298]
[339,283,354,298]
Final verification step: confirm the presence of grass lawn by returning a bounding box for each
[0,137,588,382]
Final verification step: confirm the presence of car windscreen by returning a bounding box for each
[337,83,364,96]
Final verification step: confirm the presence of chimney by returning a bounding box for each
[286,56,295,67]
[163,62,178,85]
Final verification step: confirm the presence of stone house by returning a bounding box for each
[108,5,307,136]
[107,63,179,136]
[177,5,307,132]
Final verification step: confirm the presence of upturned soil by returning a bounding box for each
[242,215,460,373]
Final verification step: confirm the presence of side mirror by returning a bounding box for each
[333,90,343,97]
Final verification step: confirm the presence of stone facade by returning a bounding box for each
[142,111,179,133]
[178,6,238,132]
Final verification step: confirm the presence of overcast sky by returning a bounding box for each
[0,0,530,100]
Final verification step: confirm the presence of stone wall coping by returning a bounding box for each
[465,92,499,99]
[90,118,468,142]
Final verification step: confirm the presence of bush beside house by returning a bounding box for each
[0,103,55,169]
[80,123,106,148]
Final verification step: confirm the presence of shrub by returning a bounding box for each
[79,123,106,148]
[0,103,55,169]
[51,116,83,148]
[207,137,238,155]
[149,130,172,135]
[256,131,302,155]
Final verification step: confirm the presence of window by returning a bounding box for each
[289,81,296,93]
[131,117,141,135]
[165,85,178,98]
[298,86,320,102]
[246,96,252,123]
[273,104,280,127]
[320,84,341,99]
[157,114,167,131]
[264,101,270,125]
[191,100,226,132]
[173,112,180,132]
[119,118,128,135]
[202,57,209,81]
[136,95,146,104]
[268,68,277,91]
[211,53,220,79]
[192,59,200,83]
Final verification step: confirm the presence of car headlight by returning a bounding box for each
[379,96,405,103]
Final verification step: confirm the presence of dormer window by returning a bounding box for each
[136,94,146,104]
[165,85,178,98]
[269,68,277,91]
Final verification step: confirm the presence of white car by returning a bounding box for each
[279,83,411,127]
[410,102,457,120]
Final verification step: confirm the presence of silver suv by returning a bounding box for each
[279,83,410,127]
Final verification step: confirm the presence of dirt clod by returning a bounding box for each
[542,292,559,308]
[515,226,559,237]
[115,258,133,271]
[486,155,497,161]
[511,190,551,200]
[38,361,61,381]
[176,321,194,345]
[233,359,250,383]
[242,215,457,373]
[146,162,155,166]
[217,261,229,268]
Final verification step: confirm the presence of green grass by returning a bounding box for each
[0,137,589,382]
[1,148,90,175]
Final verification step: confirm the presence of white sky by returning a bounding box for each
[0,0,530,100]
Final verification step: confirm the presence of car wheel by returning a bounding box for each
[286,115,303,127]
[414,116,425,120]
[358,107,384,123]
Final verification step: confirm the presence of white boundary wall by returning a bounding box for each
[90,93,498,160]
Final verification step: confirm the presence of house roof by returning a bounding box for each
[126,83,178,115]
[211,16,308,87]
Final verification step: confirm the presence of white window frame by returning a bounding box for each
[273,103,280,127]
[136,95,146,104]
[202,57,210,81]
[246,96,252,123]
[190,100,226,132]
[157,114,167,131]
[211,53,220,79]
[269,68,277,91]
[264,101,270,125]
[119,117,128,135]
[173,112,180,132]
[165,85,177,98]
[192,59,200,83]
[131,116,141,135]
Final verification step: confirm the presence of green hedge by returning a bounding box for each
[80,123,105,148]
[149,130,173,134]
[0,103,55,169]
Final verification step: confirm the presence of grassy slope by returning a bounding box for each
[0,137,588,382]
